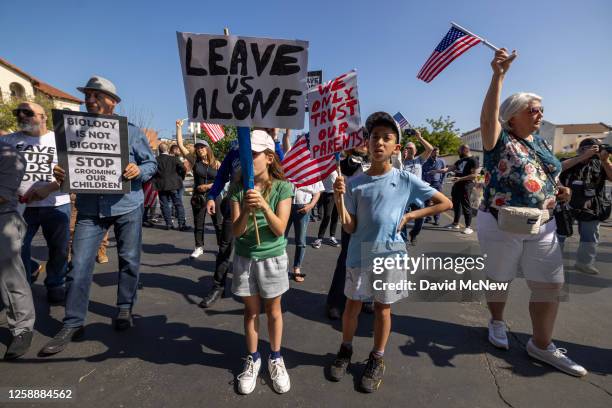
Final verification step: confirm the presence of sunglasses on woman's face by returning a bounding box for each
[12,108,35,118]
[527,106,544,115]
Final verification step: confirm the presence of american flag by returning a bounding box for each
[282,134,336,188]
[417,27,481,83]
[200,122,225,143]
[393,112,410,130]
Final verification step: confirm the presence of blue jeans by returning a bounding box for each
[21,204,70,288]
[401,203,424,241]
[285,204,310,268]
[558,220,600,266]
[64,205,143,327]
[159,190,186,226]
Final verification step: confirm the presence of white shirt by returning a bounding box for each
[322,171,338,193]
[2,131,70,207]
[293,181,324,205]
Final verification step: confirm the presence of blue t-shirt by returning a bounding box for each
[344,168,436,268]
[402,156,426,179]
[422,157,446,186]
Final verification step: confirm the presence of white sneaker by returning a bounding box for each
[526,338,587,377]
[488,320,509,350]
[190,247,204,259]
[445,224,461,230]
[575,263,599,275]
[268,356,291,394]
[462,227,474,235]
[311,238,322,249]
[328,237,340,247]
[237,355,261,394]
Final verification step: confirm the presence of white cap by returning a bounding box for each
[251,130,275,152]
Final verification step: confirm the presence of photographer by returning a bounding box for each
[559,138,612,274]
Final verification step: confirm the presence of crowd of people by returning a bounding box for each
[0,49,610,396]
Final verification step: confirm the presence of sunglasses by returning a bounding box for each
[12,108,35,118]
[527,106,544,115]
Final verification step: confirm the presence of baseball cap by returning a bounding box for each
[194,141,210,148]
[365,112,402,139]
[578,138,601,148]
[251,130,275,152]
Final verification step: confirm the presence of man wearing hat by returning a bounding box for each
[40,76,157,355]
[559,138,612,274]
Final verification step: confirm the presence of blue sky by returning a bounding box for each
[2,0,611,138]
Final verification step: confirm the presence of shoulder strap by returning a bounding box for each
[510,133,558,188]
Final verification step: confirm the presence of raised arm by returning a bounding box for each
[282,128,292,153]
[416,129,433,161]
[481,48,517,151]
[175,119,191,157]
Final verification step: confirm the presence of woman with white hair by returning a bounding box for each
[478,48,586,376]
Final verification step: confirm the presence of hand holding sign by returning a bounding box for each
[123,163,140,180]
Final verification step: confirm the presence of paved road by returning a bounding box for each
[1,204,611,408]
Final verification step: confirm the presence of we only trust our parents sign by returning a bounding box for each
[176,32,308,128]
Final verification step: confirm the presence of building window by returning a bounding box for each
[9,82,26,99]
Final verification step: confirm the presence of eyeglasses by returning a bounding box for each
[527,106,544,115]
[12,108,35,118]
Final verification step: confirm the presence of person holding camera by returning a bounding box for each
[477,49,585,377]
[558,138,612,274]
[190,141,218,259]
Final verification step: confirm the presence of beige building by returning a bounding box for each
[0,57,82,111]
[461,120,612,154]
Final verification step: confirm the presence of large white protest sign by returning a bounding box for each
[53,110,130,194]
[307,70,363,159]
[177,32,308,128]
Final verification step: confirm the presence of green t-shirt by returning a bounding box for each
[229,180,293,260]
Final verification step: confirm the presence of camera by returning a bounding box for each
[404,128,417,137]
[600,143,612,153]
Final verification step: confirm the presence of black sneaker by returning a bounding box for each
[360,352,386,393]
[409,237,417,246]
[4,330,33,360]
[39,326,84,356]
[199,286,224,308]
[179,224,192,232]
[114,308,133,331]
[327,306,341,320]
[329,344,352,381]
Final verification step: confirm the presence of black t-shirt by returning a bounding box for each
[193,161,217,194]
[453,156,478,187]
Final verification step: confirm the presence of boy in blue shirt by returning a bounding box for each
[328,112,452,392]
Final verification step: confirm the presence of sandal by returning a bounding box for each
[289,270,306,283]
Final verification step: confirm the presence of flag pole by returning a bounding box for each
[334,152,347,224]
[451,22,499,52]
[226,26,260,245]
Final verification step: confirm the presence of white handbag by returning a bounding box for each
[497,206,550,234]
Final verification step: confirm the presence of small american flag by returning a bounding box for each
[393,112,410,130]
[417,26,481,83]
[200,122,225,143]
[282,134,336,188]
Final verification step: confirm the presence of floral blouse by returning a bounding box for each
[481,130,561,210]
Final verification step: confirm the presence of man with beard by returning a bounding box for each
[40,76,157,355]
[432,144,478,234]
[3,102,70,303]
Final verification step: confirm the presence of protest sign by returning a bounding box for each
[307,70,363,159]
[177,32,308,128]
[305,70,322,111]
[53,110,130,194]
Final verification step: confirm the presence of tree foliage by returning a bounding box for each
[401,116,462,156]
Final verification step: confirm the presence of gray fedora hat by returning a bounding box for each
[77,76,121,102]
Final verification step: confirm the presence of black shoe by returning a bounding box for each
[432,219,440,226]
[409,237,417,246]
[143,220,154,228]
[40,326,84,355]
[179,224,191,232]
[329,344,352,381]
[327,306,341,320]
[4,330,33,360]
[47,286,65,305]
[360,352,386,393]
[114,308,133,331]
[199,286,223,308]
[362,302,374,314]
